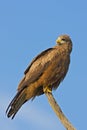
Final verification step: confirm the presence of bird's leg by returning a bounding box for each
[43,86,52,93]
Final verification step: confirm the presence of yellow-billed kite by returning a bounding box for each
[6,34,72,119]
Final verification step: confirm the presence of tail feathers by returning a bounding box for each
[6,87,27,119]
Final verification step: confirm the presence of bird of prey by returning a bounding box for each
[6,34,72,119]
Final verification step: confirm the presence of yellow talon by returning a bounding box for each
[43,86,52,93]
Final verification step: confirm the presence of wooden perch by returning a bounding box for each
[44,92,76,130]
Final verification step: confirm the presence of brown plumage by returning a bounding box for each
[6,34,72,119]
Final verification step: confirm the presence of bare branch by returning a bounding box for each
[45,92,76,130]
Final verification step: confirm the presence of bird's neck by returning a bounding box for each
[55,43,72,54]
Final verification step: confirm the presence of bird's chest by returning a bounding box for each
[42,53,70,88]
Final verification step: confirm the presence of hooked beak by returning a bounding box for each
[56,37,61,45]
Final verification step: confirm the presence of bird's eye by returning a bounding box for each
[62,38,66,41]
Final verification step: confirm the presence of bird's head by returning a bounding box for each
[56,34,72,45]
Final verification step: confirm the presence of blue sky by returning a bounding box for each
[0,0,87,130]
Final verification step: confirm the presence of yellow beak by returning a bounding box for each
[56,37,61,44]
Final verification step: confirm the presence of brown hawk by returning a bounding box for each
[6,34,72,119]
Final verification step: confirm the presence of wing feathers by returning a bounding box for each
[6,86,27,119]
[24,48,53,74]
